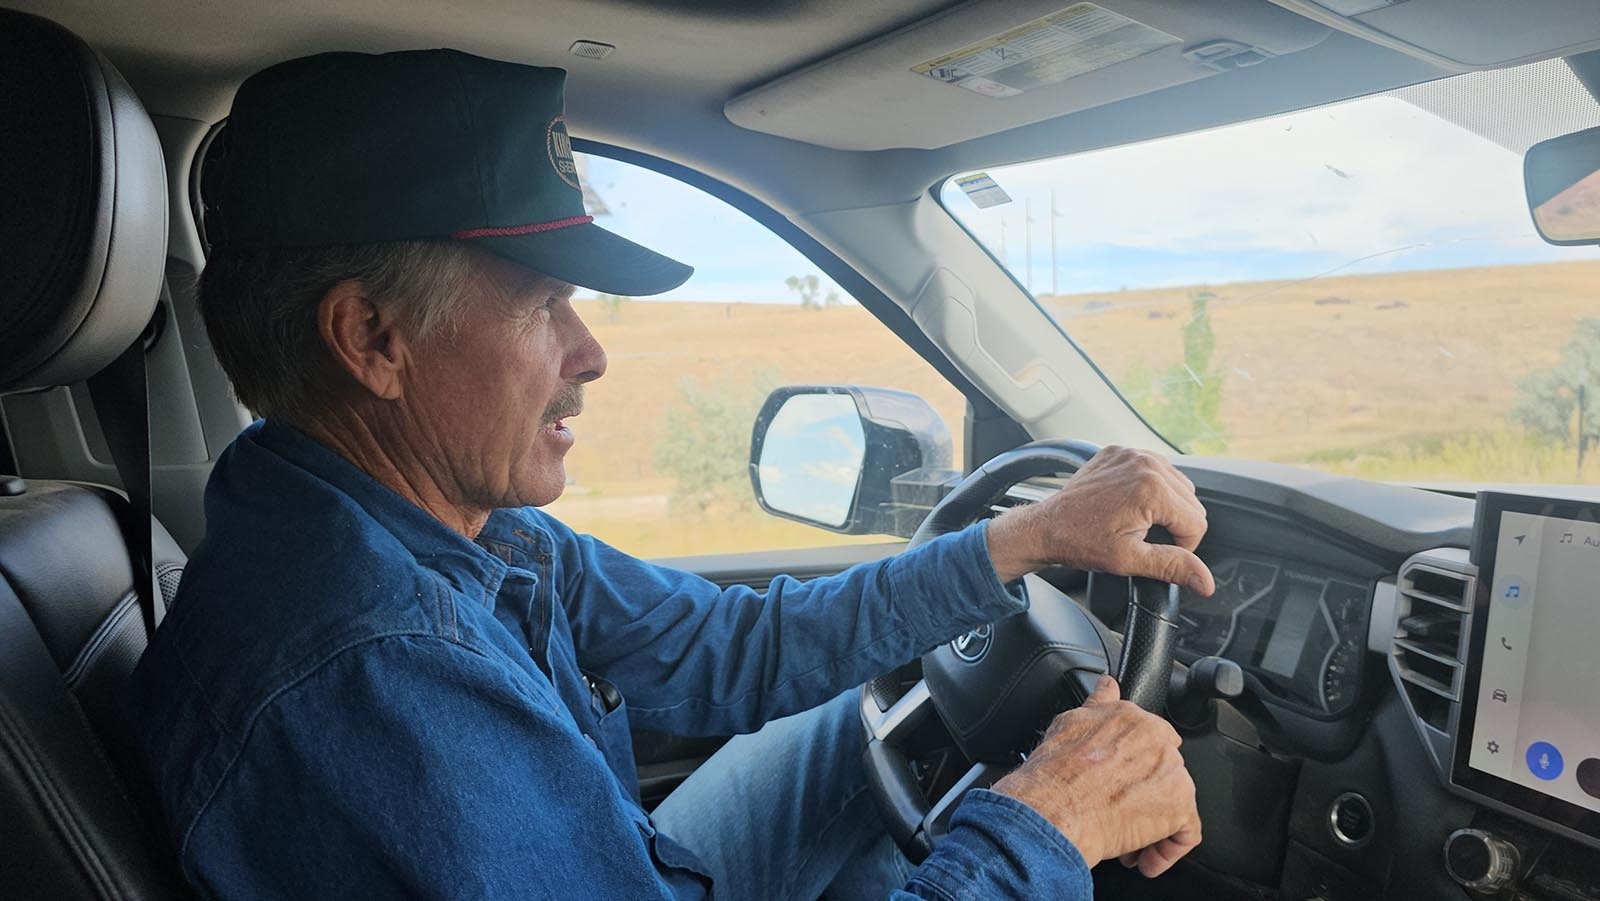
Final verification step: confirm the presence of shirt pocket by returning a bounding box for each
[582,672,643,799]
[584,674,715,896]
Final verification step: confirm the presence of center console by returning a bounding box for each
[1451,491,1600,851]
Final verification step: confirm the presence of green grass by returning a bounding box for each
[1289,428,1600,484]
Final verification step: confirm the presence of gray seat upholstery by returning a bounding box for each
[0,8,186,898]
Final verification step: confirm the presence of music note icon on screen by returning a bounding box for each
[1562,532,1575,544]
[1504,585,1521,599]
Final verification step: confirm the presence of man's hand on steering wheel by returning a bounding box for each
[983,445,1216,596]
[993,674,1202,877]
[979,445,1212,876]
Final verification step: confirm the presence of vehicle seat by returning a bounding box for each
[0,8,187,898]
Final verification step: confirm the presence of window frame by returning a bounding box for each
[930,172,1181,454]
[573,137,1027,475]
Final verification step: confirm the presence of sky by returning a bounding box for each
[579,61,1600,305]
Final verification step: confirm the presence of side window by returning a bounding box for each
[542,153,965,557]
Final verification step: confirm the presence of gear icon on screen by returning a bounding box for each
[1487,741,1502,754]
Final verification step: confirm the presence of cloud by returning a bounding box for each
[946,96,1593,291]
[577,153,849,304]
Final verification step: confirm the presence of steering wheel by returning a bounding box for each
[859,439,1183,863]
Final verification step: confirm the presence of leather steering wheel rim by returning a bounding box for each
[858,439,1184,862]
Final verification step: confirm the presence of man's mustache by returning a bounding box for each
[543,385,584,423]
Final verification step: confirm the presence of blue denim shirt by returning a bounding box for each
[131,421,1091,899]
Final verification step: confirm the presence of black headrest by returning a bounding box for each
[0,10,167,393]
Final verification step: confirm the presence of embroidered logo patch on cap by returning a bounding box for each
[546,115,580,190]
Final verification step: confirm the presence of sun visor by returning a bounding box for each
[1267,0,1600,71]
[725,0,1330,151]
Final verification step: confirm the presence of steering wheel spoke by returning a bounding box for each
[921,759,1012,845]
[860,677,932,744]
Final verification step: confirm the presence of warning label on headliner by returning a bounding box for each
[912,3,1180,99]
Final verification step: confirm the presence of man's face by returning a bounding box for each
[400,249,606,510]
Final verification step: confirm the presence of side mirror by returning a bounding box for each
[749,386,958,537]
[1526,124,1600,246]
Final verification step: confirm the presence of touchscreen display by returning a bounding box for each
[1467,509,1600,814]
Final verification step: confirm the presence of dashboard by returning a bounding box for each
[1175,553,1369,715]
[1014,457,1600,900]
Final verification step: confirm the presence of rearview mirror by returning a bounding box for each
[1525,124,1600,246]
[749,386,959,537]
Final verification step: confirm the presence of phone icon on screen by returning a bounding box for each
[1501,636,1514,651]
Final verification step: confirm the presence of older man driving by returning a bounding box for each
[131,49,1211,899]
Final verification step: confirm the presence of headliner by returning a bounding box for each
[9,1,1589,215]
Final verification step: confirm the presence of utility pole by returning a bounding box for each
[1050,188,1059,298]
[1025,197,1033,294]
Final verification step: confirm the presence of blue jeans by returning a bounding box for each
[652,691,915,900]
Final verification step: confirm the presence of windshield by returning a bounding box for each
[944,59,1600,485]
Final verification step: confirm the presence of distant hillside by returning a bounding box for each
[552,259,1600,556]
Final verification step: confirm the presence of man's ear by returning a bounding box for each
[316,280,410,401]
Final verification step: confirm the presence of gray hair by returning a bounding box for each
[196,240,477,423]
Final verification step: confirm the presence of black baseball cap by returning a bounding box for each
[205,49,692,296]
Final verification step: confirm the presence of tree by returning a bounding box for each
[1123,289,1229,454]
[1511,318,1600,468]
[597,293,626,323]
[785,274,839,310]
[654,368,781,512]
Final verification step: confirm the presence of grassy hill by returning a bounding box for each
[547,259,1600,557]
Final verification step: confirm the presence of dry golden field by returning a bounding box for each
[547,260,1600,558]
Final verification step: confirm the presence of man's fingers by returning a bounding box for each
[1153,488,1208,553]
[1136,821,1202,878]
[1082,674,1120,707]
[1134,543,1215,596]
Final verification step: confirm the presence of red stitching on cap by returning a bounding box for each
[452,216,594,239]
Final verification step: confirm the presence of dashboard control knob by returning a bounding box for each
[1444,829,1518,892]
[1328,792,1375,848]
[1167,656,1244,729]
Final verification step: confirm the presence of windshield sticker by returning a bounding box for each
[913,3,1180,99]
[954,172,1012,208]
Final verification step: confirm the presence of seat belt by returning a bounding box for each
[86,339,163,636]
[0,406,17,476]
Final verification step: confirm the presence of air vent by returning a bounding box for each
[568,40,616,60]
[987,494,1033,519]
[1388,548,1475,775]
[987,481,1055,519]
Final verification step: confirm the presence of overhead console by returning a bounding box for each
[725,0,1330,150]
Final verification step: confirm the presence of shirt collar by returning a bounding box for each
[249,419,513,601]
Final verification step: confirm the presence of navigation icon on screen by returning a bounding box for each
[1514,534,1527,544]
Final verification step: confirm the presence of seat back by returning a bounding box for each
[0,481,187,898]
[0,7,187,898]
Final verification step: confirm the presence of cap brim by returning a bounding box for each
[465,222,693,297]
